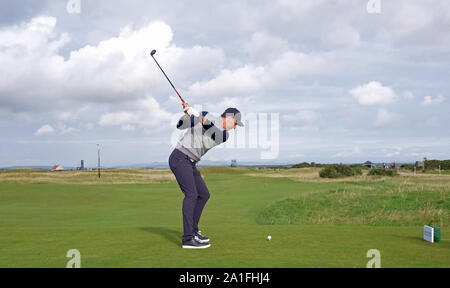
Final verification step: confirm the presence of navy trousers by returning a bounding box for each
[169,149,210,241]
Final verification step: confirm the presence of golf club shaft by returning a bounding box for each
[150,53,186,104]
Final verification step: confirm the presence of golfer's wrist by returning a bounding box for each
[186,107,200,117]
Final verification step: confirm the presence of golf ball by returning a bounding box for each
[267,235,272,241]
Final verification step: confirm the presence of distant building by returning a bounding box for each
[51,164,64,171]
[363,161,375,168]
[77,160,86,170]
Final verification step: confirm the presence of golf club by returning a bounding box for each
[150,49,186,104]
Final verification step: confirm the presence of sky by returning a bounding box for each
[0,0,449,167]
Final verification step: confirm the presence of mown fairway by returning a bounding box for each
[0,167,449,267]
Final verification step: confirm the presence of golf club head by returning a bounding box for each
[150,49,156,56]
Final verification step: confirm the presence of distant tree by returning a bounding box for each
[292,162,311,168]
[400,163,415,171]
[319,165,361,178]
[368,168,397,177]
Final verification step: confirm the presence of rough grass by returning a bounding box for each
[255,170,450,227]
[246,168,391,183]
[0,167,257,184]
[319,164,362,178]
[368,168,398,177]
[0,169,175,184]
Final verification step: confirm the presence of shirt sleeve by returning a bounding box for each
[176,111,207,130]
[202,115,229,144]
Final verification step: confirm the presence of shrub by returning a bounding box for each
[368,168,397,177]
[292,162,311,168]
[319,165,358,178]
[424,160,450,170]
[350,164,369,170]
[400,163,415,171]
[352,166,363,176]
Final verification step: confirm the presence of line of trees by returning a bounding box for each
[401,160,450,171]
[422,160,450,170]
[293,160,450,171]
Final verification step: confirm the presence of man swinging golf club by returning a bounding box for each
[170,104,243,248]
[150,49,244,248]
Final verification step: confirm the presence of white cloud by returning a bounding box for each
[64,21,223,103]
[350,81,397,106]
[374,109,397,127]
[381,146,403,158]
[188,65,266,99]
[57,123,77,135]
[85,123,94,130]
[245,32,289,63]
[389,1,450,45]
[98,96,173,132]
[0,16,69,110]
[197,96,255,118]
[323,22,360,46]
[391,3,434,39]
[332,146,363,158]
[269,51,328,80]
[55,106,91,121]
[35,124,55,136]
[212,97,246,111]
[34,123,79,136]
[422,95,445,105]
[0,109,32,124]
[282,110,318,126]
[385,146,403,158]
[278,0,325,20]
[273,0,450,48]
[188,51,328,99]
[403,91,415,100]
[0,17,225,117]
[2,3,450,165]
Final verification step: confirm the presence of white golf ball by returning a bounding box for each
[267,235,272,241]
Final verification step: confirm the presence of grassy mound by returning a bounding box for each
[368,168,397,177]
[291,162,311,168]
[319,165,362,178]
[257,183,449,227]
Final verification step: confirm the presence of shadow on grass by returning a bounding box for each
[140,227,181,246]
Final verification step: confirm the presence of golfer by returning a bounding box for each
[169,102,243,249]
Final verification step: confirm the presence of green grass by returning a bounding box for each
[0,168,449,267]
[257,180,448,226]
[422,170,450,175]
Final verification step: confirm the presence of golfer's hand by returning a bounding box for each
[183,103,200,117]
[182,102,189,113]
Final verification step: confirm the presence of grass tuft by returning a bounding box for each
[257,181,449,227]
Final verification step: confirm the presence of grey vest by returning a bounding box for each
[175,111,229,162]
